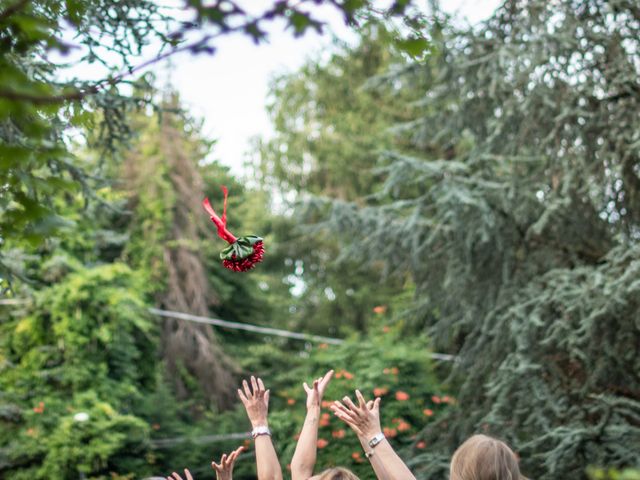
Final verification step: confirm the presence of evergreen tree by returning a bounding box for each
[282,1,640,478]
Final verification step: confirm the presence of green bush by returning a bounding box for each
[0,264,157,479]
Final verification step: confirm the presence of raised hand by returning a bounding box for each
[167,469,194,480]
[303,370,334,409]
[331,389,382,440]
[238,375,270,428]
[211,445,245,480]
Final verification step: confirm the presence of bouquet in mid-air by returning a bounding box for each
[202,186,264,272]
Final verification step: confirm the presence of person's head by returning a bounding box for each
[313,467,360,480]
[450,434,521,480]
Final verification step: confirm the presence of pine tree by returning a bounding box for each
[291,1,640,478]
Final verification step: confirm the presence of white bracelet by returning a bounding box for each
[251,425,271,439]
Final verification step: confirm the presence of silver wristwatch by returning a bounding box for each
[251,425,271,438]
[368,432,385,448]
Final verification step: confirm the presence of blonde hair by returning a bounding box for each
[450,434,522,480]
[316,467,360,480]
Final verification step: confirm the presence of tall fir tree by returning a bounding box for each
[285,1,640,478]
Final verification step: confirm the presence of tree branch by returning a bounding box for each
[0,87,95,104]
[0,1,293,105]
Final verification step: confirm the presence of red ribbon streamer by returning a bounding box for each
[202,186,237,244]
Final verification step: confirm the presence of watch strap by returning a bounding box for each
[251,425,271,438]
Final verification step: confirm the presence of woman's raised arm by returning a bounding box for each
[332,390,416,480]
[238,376,283,480]
[290,370,334,480]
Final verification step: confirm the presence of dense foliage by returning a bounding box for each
[2,0,638,479]
[266,1,640,478]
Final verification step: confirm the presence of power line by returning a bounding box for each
[2,300,457,361]
[0,299,27,305]
[149,308,458,362]
[149,308,343,345]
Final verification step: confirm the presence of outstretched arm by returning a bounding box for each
[332,390,416,480]
[238,376,283,480]
[211,445,245,480]
[291,370,334,480]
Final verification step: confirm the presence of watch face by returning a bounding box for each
[369,433,384,447]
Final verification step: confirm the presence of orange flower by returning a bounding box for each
[373,305,387,314]
[383,368,390,374]
[287,398,296,405]
[383,427,398,438]
[321,400,333,408]
[431,395,441,404]
[395,391,410,401]
[317,438,329,449]
[342,371,354,380]
[335,371,343,379]
[382,326,391,333]
[373,387,389,396]
[320,412,331,427]
[390,367,399,375]
[423,408,434,417]
[391,418,401,424]
[26,428,37,437]
[416,441,427,449]
[397,421,411,432]
[332,429,346,439]
[318,343,328,349]
[351,452,364,463]
[243,439,252,448]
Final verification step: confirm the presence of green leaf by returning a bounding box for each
[395,37,430,58]
[65,0,85,26]
[288,11,312,36]
[0,146,31,168]
[220,236,262,260]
